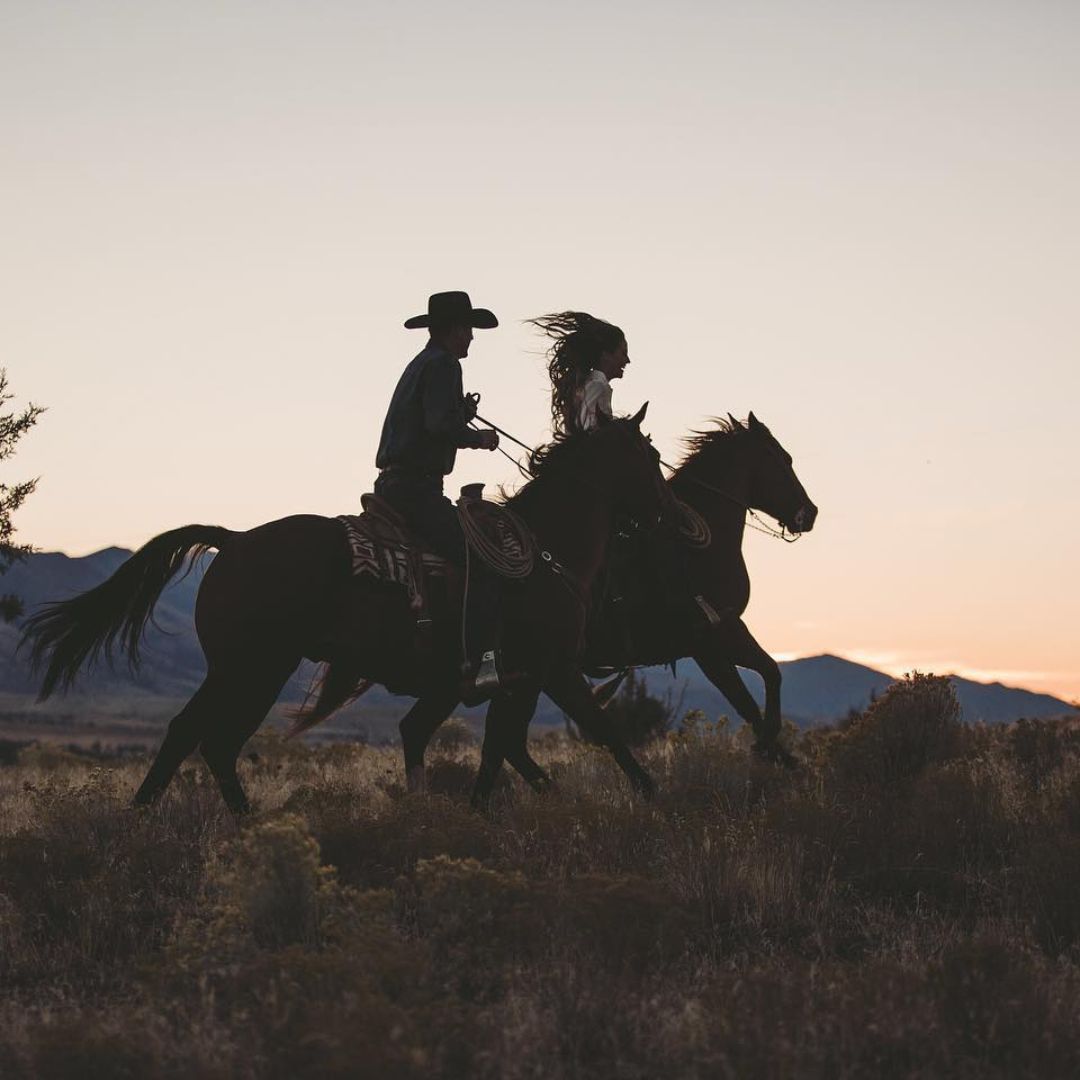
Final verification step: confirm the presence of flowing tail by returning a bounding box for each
[287,662,373,738]
[20,524,234,700]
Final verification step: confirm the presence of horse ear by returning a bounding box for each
[630,401,649,427]
[727,412,740,428]
[748,411,760,428]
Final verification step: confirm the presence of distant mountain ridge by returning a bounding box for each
[3,546,1076,727]
[650,652,1076,727]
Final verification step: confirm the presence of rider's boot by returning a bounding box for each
[460,564,504,704]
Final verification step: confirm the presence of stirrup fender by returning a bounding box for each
[360,492,408,529]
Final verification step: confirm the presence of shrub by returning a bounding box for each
[829,672,961,788]
[168,813,352,958]
[430,717,476,756]
[598,669,674,747]
[6,714,1080,1078]
[1009,717,1080,793]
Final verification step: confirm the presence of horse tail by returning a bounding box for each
[20,524,235,701]
[287,663,373,738]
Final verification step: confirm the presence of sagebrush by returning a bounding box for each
[2,675,1079,1078]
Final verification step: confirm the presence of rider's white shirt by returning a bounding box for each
[574,369,613,431]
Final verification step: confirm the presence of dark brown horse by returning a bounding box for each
[400,413,817,792]
[22,409,674,812]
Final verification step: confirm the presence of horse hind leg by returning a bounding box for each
[133,676,222,807]
[196,656,300,814]
[545,668,656,799]
[132,657,297,813]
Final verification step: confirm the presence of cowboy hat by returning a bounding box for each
[403,291,499,330]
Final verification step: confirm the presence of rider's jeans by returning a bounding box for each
[374,469,498,662]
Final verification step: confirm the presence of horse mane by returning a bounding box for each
[673,417,748,476]
[503,419,636,510]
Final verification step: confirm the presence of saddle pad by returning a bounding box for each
[337,514,448,596]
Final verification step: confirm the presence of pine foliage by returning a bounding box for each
[0,369,44,621]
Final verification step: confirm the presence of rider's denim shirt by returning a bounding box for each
[375,342,484,477]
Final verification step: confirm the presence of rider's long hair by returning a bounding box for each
[528,311,625,434]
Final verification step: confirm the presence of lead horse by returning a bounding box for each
[400,412,818,795]
[22,408,675,812]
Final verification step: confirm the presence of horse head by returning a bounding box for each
[741,412,818,534]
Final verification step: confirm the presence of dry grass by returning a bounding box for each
[2,675,1080,1078]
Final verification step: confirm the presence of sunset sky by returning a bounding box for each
[4,2,1078,700]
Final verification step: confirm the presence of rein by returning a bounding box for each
[474,413,536,481]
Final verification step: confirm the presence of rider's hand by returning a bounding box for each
[475,429,499,451]
[463,392,480,421]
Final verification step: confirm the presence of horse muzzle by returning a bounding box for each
[787,502,818,534]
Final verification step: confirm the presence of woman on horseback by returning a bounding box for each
[531,310,725,644]
[529,312,630,434]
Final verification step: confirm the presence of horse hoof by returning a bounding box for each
[753,740,799,770]
[633,774,657,800]
[530,775,555,796]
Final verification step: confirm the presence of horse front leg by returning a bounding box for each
[489,686,554,794]
[693,638,770,740]
[399,683,460,793]
[545,667,655,798]
[471,686,525,811]
[697,621,796,767]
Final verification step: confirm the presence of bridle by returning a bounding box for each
[662,460,803,544]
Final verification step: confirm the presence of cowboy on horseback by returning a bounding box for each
[375,290,503,697]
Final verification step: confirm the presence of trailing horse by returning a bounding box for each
[21,409,674,812]
[597,411,818,749]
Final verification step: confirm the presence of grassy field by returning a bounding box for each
[2,674,1080,1078]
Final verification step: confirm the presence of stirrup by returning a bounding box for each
[473,649,501,695]
[694,595,728,630]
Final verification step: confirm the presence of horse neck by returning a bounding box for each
[672,453,749,555]
[516,477,613,587]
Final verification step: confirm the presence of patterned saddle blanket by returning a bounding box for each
[338,493,539,618]
[338,495,449,610]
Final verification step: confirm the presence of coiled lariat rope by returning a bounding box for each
[458,499,536,579]
[671,497,712,548]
